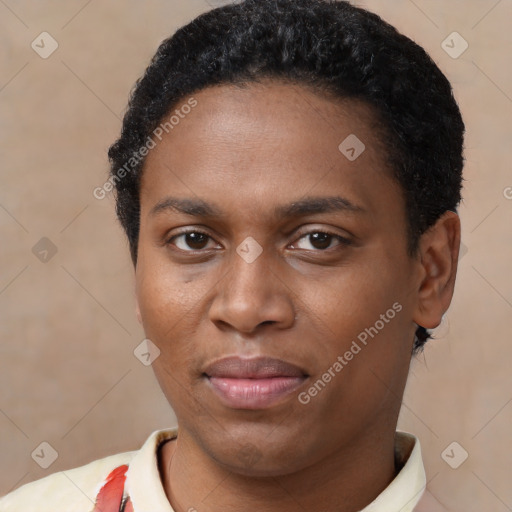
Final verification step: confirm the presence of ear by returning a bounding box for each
[412,210,461,330]
[135,295,143,325]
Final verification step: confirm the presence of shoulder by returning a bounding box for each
[0,450,136,512]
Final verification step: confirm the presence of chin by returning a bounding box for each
[215,451,303,478]
[203,432,309,478]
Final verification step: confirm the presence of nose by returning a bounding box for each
[208,244,295,334]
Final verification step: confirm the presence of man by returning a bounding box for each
[0,0,464,510]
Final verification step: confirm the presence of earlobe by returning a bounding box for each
[412,211,461,330]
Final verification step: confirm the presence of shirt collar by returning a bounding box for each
[360,431,427,512]
[126,427,178,512]
[126,428,426,512]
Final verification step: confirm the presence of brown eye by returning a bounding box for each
[167,230,215,251]
[292,231,352,251]
[166,228,351,253]
[308,232,332,250]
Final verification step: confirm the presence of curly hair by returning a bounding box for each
[107,0,465,353]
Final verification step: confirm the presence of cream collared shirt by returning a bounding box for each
[0,427,448,512]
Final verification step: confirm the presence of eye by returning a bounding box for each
[291,230,352,251]
[166,229,219,252]
[165,228,352,253]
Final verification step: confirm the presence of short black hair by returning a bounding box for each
[107,0,465,353]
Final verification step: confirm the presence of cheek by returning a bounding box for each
[136,245,203,324]
[305,278,409,414]
[135,259,199,367]
[136,264,201,404]
[310,261,400,340]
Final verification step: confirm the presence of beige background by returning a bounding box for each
[1,0,511,510]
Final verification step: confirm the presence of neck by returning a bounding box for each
[158,425,398,512]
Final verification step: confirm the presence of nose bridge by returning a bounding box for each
[227,236,272,299]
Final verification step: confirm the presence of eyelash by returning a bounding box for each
[165,228,352,253]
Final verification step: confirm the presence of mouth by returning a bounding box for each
[203,356,309,409]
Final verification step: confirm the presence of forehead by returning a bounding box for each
[139,80,401,223]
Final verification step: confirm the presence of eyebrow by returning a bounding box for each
[149,195,366,219]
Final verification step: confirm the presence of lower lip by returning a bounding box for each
[206,376,307,409]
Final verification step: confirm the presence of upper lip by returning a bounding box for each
[203,356,308,379]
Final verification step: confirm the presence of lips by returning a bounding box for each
[203,356,308,409]
[203,355,308,379]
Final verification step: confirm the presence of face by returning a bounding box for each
[135,80,424,476]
